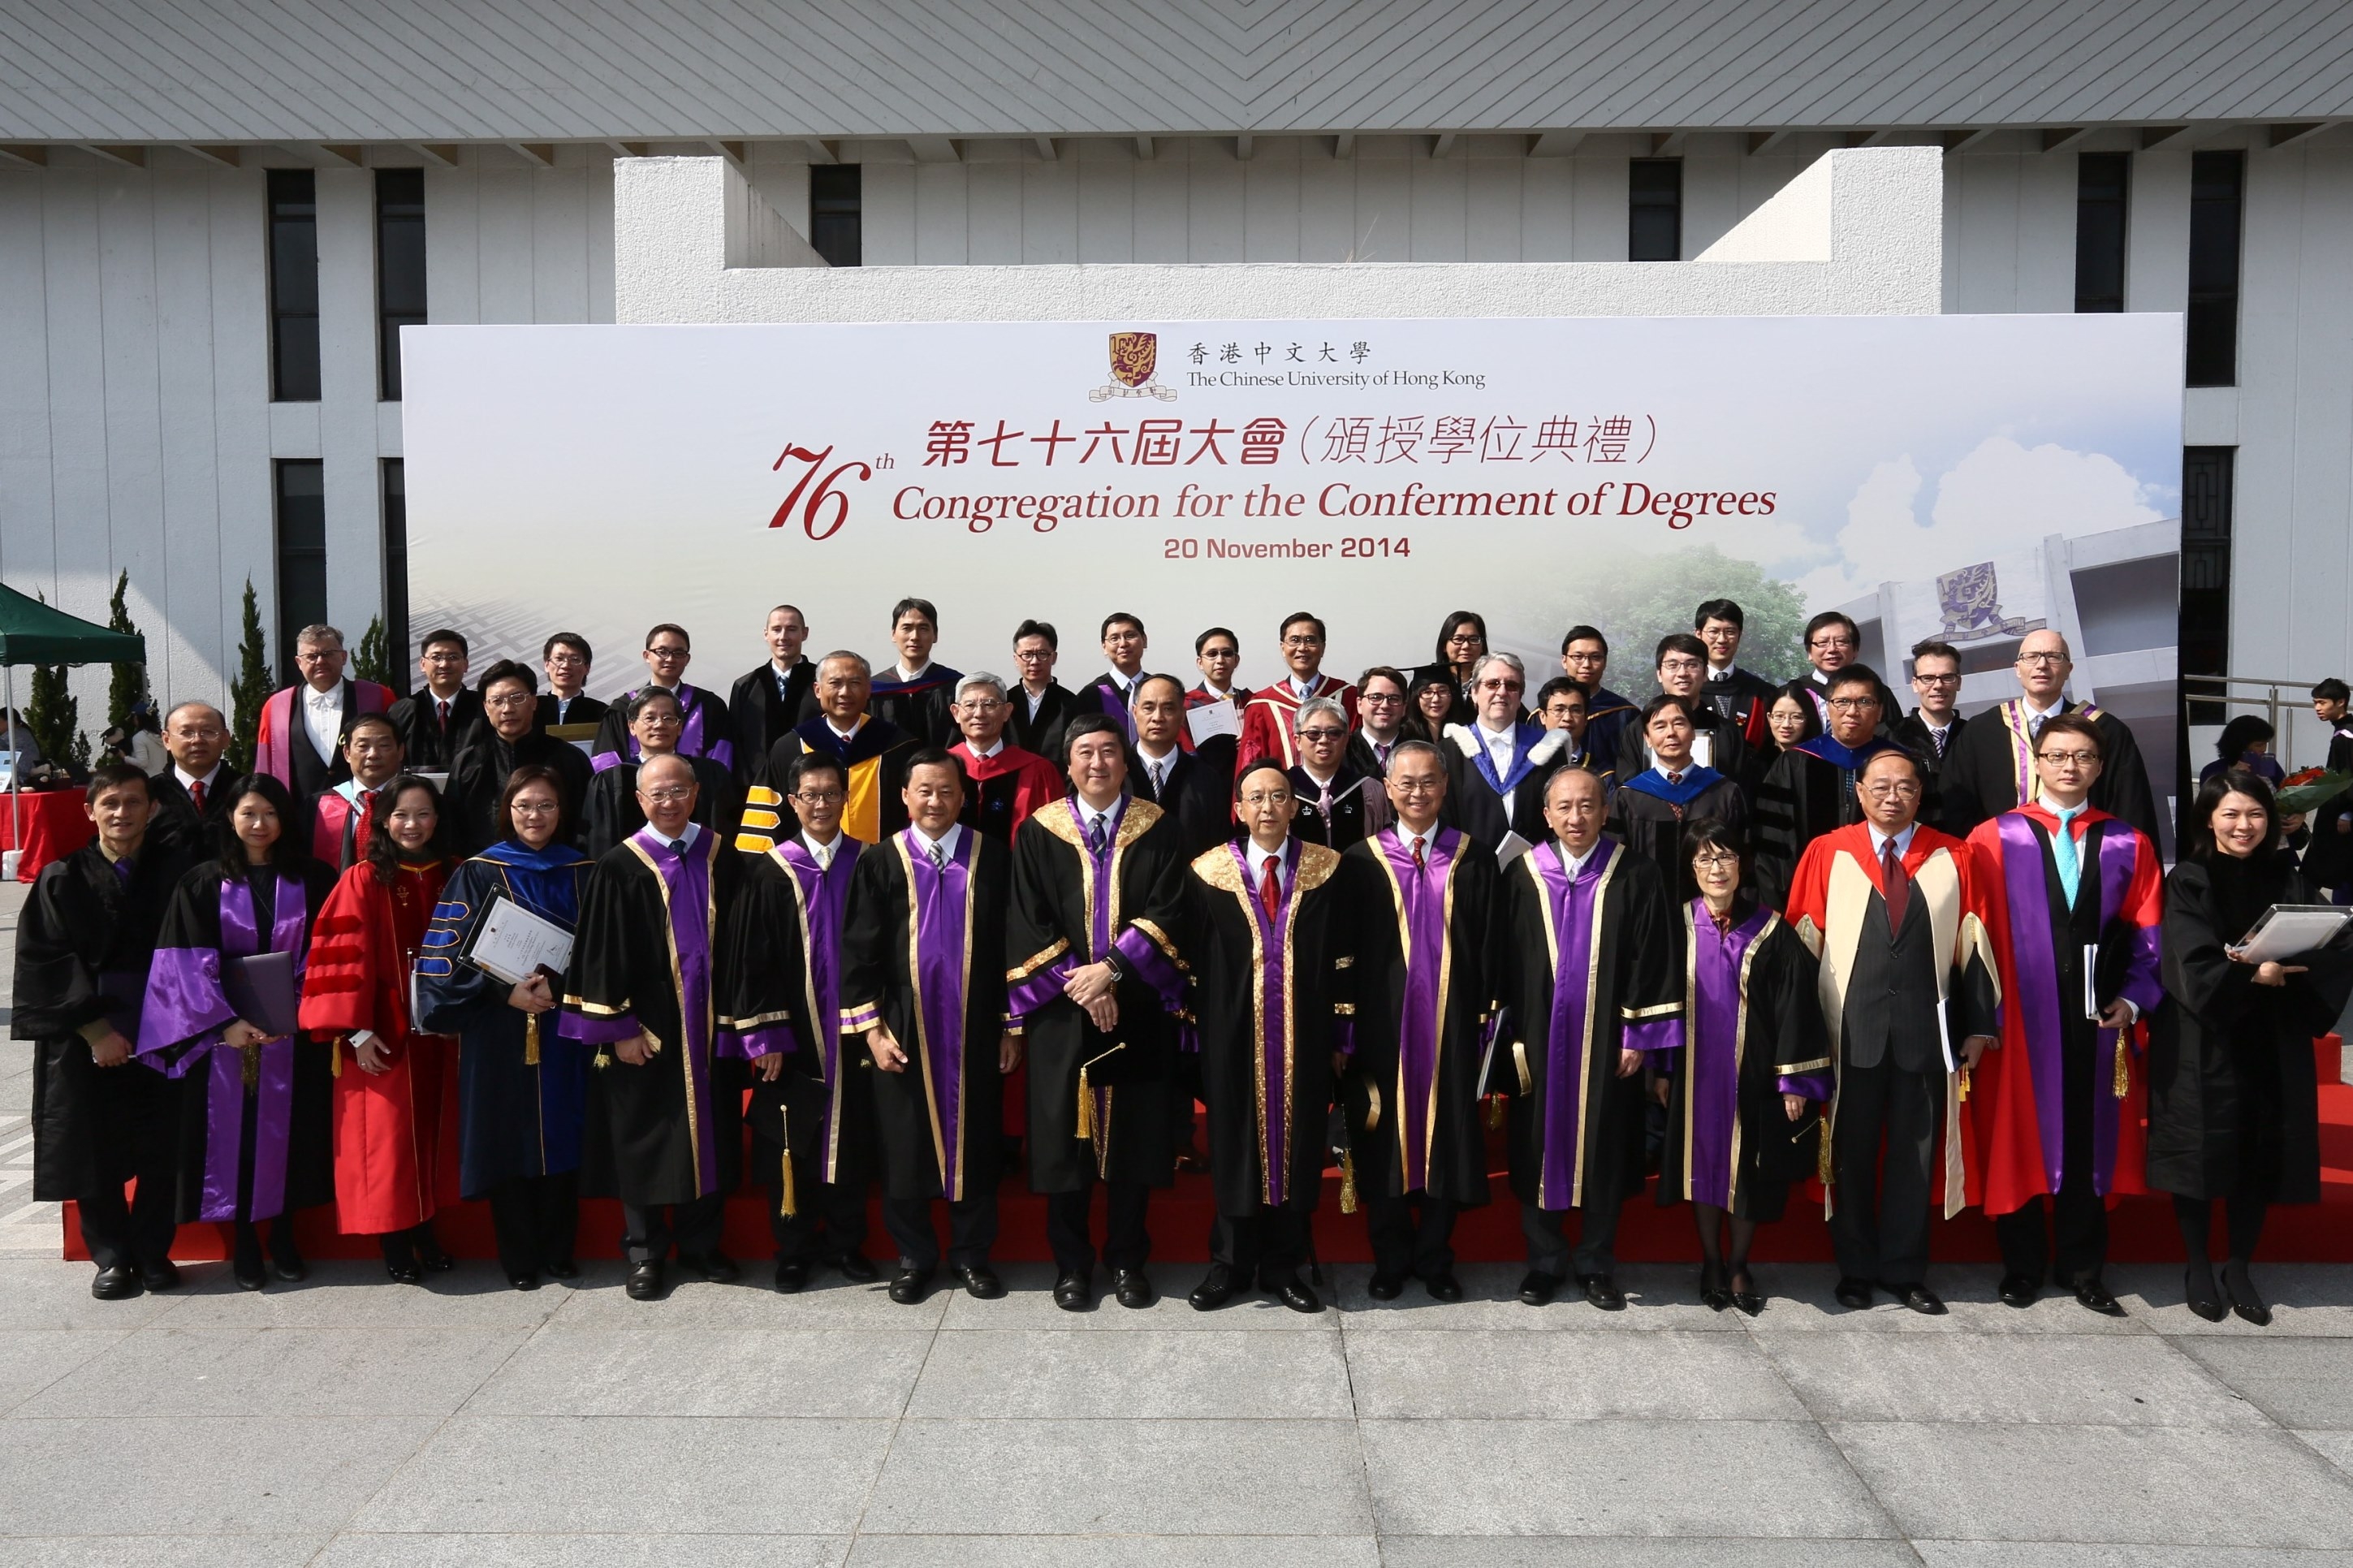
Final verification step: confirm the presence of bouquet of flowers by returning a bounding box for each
[2274,767,2351,817]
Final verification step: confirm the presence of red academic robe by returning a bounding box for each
[253,680,395,791]
[1964,803,2165,1216]
[1238,676,1360,769]
[300,857,455,1234]
[950,740,1068,837]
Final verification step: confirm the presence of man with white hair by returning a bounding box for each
[1289,695,1376,850]
[947,671,1067,840]
[1444,652,1574,854]
[1940,628,2159,840]
[251,623,395,802]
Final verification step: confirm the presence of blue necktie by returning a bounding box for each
[2051,806,2083,905]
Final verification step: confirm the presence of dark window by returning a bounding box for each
[266,171,321,401]
[382,460,410,696]
[2180,446,2234,723]
[2074,152,2130,313]
[274,460,328,685]
[2187,151,2244,387]
[1628,158,1681,261]
[375,170,426,401]
[810,164,861,267]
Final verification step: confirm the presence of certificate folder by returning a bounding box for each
[2229,905,2353,965]
[459,892,576,987]
[223,950,300,1039]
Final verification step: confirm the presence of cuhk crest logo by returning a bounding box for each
[1090,331,1177,403]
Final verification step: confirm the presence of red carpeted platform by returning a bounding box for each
[66,1038,2353,1267]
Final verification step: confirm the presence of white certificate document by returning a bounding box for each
[464,892,576,985]
[2230,905,2353,965]
[1186,701,1241,745]
[1496,830,1535,868]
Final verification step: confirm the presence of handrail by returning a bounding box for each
[2182,672,2331,770]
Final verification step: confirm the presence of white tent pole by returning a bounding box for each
[6,663,19,878]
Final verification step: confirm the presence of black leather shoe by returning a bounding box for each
[1053,1268,1093,1311]
[1997,1272,2040,1308]
[1423,1271,1465,1303]
[139,1261,181,1293]
[678,1251,740,1284]
[384,1256,425,1285]
[1112,1268,1155,1309]
[544,1257,581,1281]
[414,1234,455,1272]
[888,1266,934,1305]
[2184,1263,2226,1323]
[1189,1264,1240,1311]
[1578,1272,1626,1311]
[1889,1282,1946,1315]
[1699,1263,1731,1313]
[270,1245,307,1283]
[507,1270,541,1292]
[90,1265,140,1301]
[772,1259,808,1294]
[1366,1272,1405,1301]
[2222,1261,2272,1327]
[625,1260,667,1301]
[833,1251,879,1284]
[2070,1275,2126,1317]
[1729,1283,1765,1317]
[957,1264,1005,1300]
[1834,1276,1876,1310]
[1517,1270,1560,1307]
[1266,1272,1321,1314]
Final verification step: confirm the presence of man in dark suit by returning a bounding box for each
[388,628,485,771]
[1890,639,1968,830]
[149,702,240,857]
[727,603,818,780]
[1069,611,1151,744]
[1006,618,1077,761]
[1129,674,1235,861]
[1695,597,1781,749]
[1288,695,1375,850]
[1347,667,1412,780]
[1783,749,1999,1316]
[535,632,609,732]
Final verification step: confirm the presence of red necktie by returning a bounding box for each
[1259,854,1282,921]
[188,779,205,814]
[1880,837,1910,935]
[438,699,450,726]
[1412,836,1427,873]
[353,789,378,860]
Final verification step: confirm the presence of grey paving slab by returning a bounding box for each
[352,1415,893,1535]
[2301,1428,2353,1477]
[1345,1328,1806,1419]
[863,1417,1373,1536]
[0,1326,124,1412]
[1760,1330,2265,1426]
[1380,1542,1926,1568]
[15,1325,529,1418]
[2115,1263,2353,1337]
[909,1326,1354,1418]
[464,1327,931,1418]
[938,1261,1337,1329]
[166,1260,578,1328]
[1915,1545,2353,1568]
[546,1263,940,1328]
[1358,1418,1893,1538]
[318,1536,848,1567]
[1742,1263,2155,1334]
[0,1255,201,1328]
[0,1415,439,1535]
[0,1074,30,1112]
[0,1539,331,1567]
[2177,1337,2353,1428]
[1833,1421,2353,1547]
[849,1538,1382,1567]
[1329,1263,1746,1330]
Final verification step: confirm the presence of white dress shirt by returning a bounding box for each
[968,737,1004,761]
[1555,839,1600,879]
[174,762,224,798]
[1241,838,1293,894]
[301,681,344,762]
[1076,797,1120,849]
[1477,719,1522,816]
[1136,743,1179,797]
[801,829,840,871]
[1397,823,1440,866]
[1867,822,1919,862]
[644,820,704,854]
[910,821,963,867]
[1289,674,1319,702]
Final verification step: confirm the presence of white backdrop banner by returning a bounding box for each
[402,314,2181,697]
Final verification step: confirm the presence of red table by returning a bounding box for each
[0,787,95,881]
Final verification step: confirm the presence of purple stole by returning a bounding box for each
[1371,827,1462,1194]
[1996,700,2104,810]
[774,837,858,1183]
[1989,812,2161,1196]
[593,685,732,774]
[136,874,309,1221]
[1094,679,1139,745]
[898,827,980,1199]
[1229,838,1307,1205]
[1679,901,1777,1210]
[1526,839,1620,1209]
[629,827,723,1197]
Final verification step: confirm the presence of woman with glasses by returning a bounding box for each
[581,688,740,858]
[1656,819,1826,1314]
[1412,611,1489,728]
[2148,768,2353,1325]
[415,766,596,1289]
[1405,669,1460,746]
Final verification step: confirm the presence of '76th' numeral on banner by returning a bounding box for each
[769,445,875,540]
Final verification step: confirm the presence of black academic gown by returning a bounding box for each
[1133,738,1238,862]
[1006,801,1190,1190]
[581,754,740,861]
[444,729,594,853]
[1185,840,1362,1217]
[1289,762,1375,851]
[533,693,610,733]
[149,766,244,859]
[14,841,188,1210]
[1341,829,1496,1207]
[389,688,486,771]
[590,683,737,775]
[2307,724,2353,889]
[1613,701,1749,795]
[1941,700,2161,841]
[838,830,1014,1202]
[1494,839,1680,1212]
[870,667,964,748]
[1440,725,1591,850]
[1069,671,1143,736]
[2146,854,2353,1203]
[1891,711,1968,832]
[727,660,819,783]
[1609,767,1748,905]
[563,830,748,1208]
[1008,681,1078,763]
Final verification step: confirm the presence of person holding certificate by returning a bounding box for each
[138,775,337,1291]
[2148,767,2353,1324]
[416,766,597,1289]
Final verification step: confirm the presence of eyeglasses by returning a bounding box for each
[1912,673,1961,687]
[645,646,689,660]
[1240,789,1294,806]
[486,693,533,710]
[1862,780,1921,798]
[509,800,559,816]
[295,650,343,664]
[1808,635,1856,651]
[792,788,846,806]
[1826,697,1880,711]
[1391,778,1442,793]
[2017,652,2067,667]
[1297,728,1346,742]
[2036,749,2100,767]
[1282,636,1323,649]
[1445,633,1482,647]
[1012,650,1053,661]
[1361,692,1404,705]
[1658,659,1704,676]
[546,651,587,667]
[961,698,1008,712]
[641,788,695,804]
[1692,851,1741,869]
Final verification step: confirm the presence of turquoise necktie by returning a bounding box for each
[2052,806,2083,905]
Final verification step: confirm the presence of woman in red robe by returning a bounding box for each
[299,774,459,1281]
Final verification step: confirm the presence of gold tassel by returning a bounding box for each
[1816,1111,1834,1187]
[1338,1144,1359,1214]
[2111,1027,2130,1099]
[329,1038,342,1079]
[1956,1065,1971,1103]
[240,1041,260,1090]
[779,1130,798,1220]
[1076,1065,1094,1139]
[525,1013,542,1067]
[1483,1095,1504,1132]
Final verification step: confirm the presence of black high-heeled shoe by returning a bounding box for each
[1699,1260,1731,1312]
[2221,1260,2272,1327]
[1727,1264,1764,1317]
[2183,1263,2226,1323]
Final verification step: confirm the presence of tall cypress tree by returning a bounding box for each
[354,615,393,689]
[227,578,272,774]
[23,590,87,773]
[105,569,152,754]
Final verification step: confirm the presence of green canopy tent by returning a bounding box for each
[0,581,145,872]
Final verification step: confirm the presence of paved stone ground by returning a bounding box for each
[8,887,2353,1562]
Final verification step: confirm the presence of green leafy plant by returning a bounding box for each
[227,578,271,773]
[104,569,152,755]
[24,590,89,772]
[354,615,394,689]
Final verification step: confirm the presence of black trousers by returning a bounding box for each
[769,1175,871,1265]
[1521,1187,1627,1279]
[1211,1206,1309,1279]
[620,1193,726,1265]
[1045,1177,1151,1272]
[1367,1192,1458,1281]
[486,1171,580,1277]
[883,1190,998,1272]
[77,1172,179,1273]
[750,1075,873,1265]
[1992,1024,2106,1284]
[58,1048,182,1272]
[1831,1057,1942,1286]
